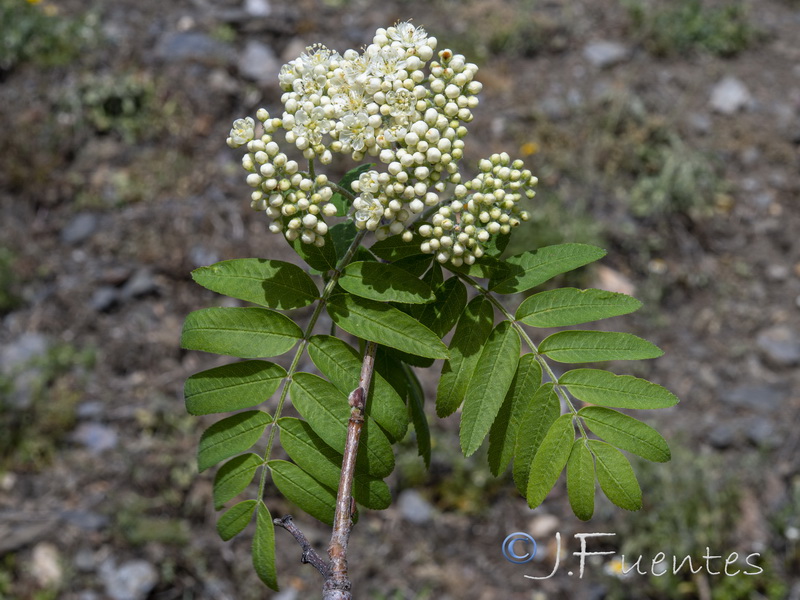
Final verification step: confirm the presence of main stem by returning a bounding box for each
[324,340,378,600]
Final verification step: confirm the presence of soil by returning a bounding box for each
[1,0,799,599]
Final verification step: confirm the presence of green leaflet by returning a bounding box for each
[445,255,503,280]
[393,254,434,277]
[184,360,286,416]
[198,410,271,472]
[290,373,395,478]
[340,261,436,304]
[487,354,542,476]
[253,501,278,590]
[411,276,467,338]
[579,406,670,462]
[216,499,256,541]
[308,335,408,442]
[286,228,338,273]
[526,414,575,509]
[191,258,319,310]
[460,321,521,456]
[436,296,495,418]
[404,364,431,468]
[330,221,358,261]
[370,233,427,260]
[566,440,595,521]
[277,417,391,510]
[539,331,663,363]
[489,243,607,294]
[560,369,679,409]
[516,287,642,327]
[589,440,642,511]
[213,453,263,509]
[181,307,302,358]
[330,164,373,216]
[513,383,560,495]
[268,460,337,526]
[327,294,448,360]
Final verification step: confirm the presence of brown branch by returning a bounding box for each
[324,340,378,600]
[273,515,330,578]
[274,341,378,600]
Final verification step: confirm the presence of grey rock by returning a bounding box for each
[73,548,97,572]
[155,32,234,65]
[61,213,99,245]
[757,326,800,367]
[61,510,109,531]
[189,245,220,268]
[32,542,62,588]
[583,41,629,68]
[238,40,280,84]
[244,0,272,17]
[688,113,712,135]
[120,268,157,300]
[708,422,736,449]
[100,559,158,600]
[1,333,50,408]
[90,286,118,312]
[745,417,778,448]
[72,423,119,453]
[77,401,105,419]
[397,489,433,525]
[710,77,753,114]
[722,384,788,412]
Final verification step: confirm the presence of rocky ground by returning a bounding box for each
[1,0,799,598]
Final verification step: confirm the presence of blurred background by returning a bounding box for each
[1,0,799,598]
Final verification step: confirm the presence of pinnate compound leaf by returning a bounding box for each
[539,331,663,363]
[560,369,679,409]
[277,418,391,510]
[579,406,670,462]
[370,233,427,261]
[268,460,337,526]
[404,364,431,468]
[198,410,271,472]
[184,360,286,416]
[589,440,642,511]
[340,261,435,304]
[436,296,494,417]
[191,259,319,310]
[327,294,448,360]
[516,288,642,327]
[526,414,575,509]
[489,244,607,294]
[181,307,302,358]
[488,354,542,476]
[253,502,278,590]
[286,229,338,273]
[308,335,408,442]
[460,321,521,456]
[331,163,373,216]
[216,499,256,541]
[513,383,560,495]
[213,453,262,509]
[291,373,395,478]
[566,441,595,521]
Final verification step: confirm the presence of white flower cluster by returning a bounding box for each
[418,153,535,266]
[227,22,536,262]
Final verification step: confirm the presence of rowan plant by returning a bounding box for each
[180,22,678,599]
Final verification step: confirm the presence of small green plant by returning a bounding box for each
[0,0,98,72]
[181,23,678,598]
[623,0,759,57]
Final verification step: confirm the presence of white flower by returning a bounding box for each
[227,117,256,148]
[338,112,374,152]
[385,88,416,120]
[353,193,384,230]
[293,107,333,146]
[387,22,429,54]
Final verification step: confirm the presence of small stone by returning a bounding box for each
[120,268,157,300]
[238,40,280,84]
[767,264,789,281]
[708,422,736,448]
[73,548,97,572]
[722,384,788,412]
[100,559,158,600]
[61,510,109,531]
[528,513,560,538]
[61,213,99,245]
[1,332,49,374]
[72,423,119,453]
[688,113,712,135]
[90,286,118,312]
[745,417,778,447]
[583,41,629,68]
[189,245,219,268]
[155,32,234,65]
[591,265,636,296]
[397,489,433,525]
[757,326,800,367]
[710,77,753,114]
[32,542,62,588]
[244,0,271,17]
